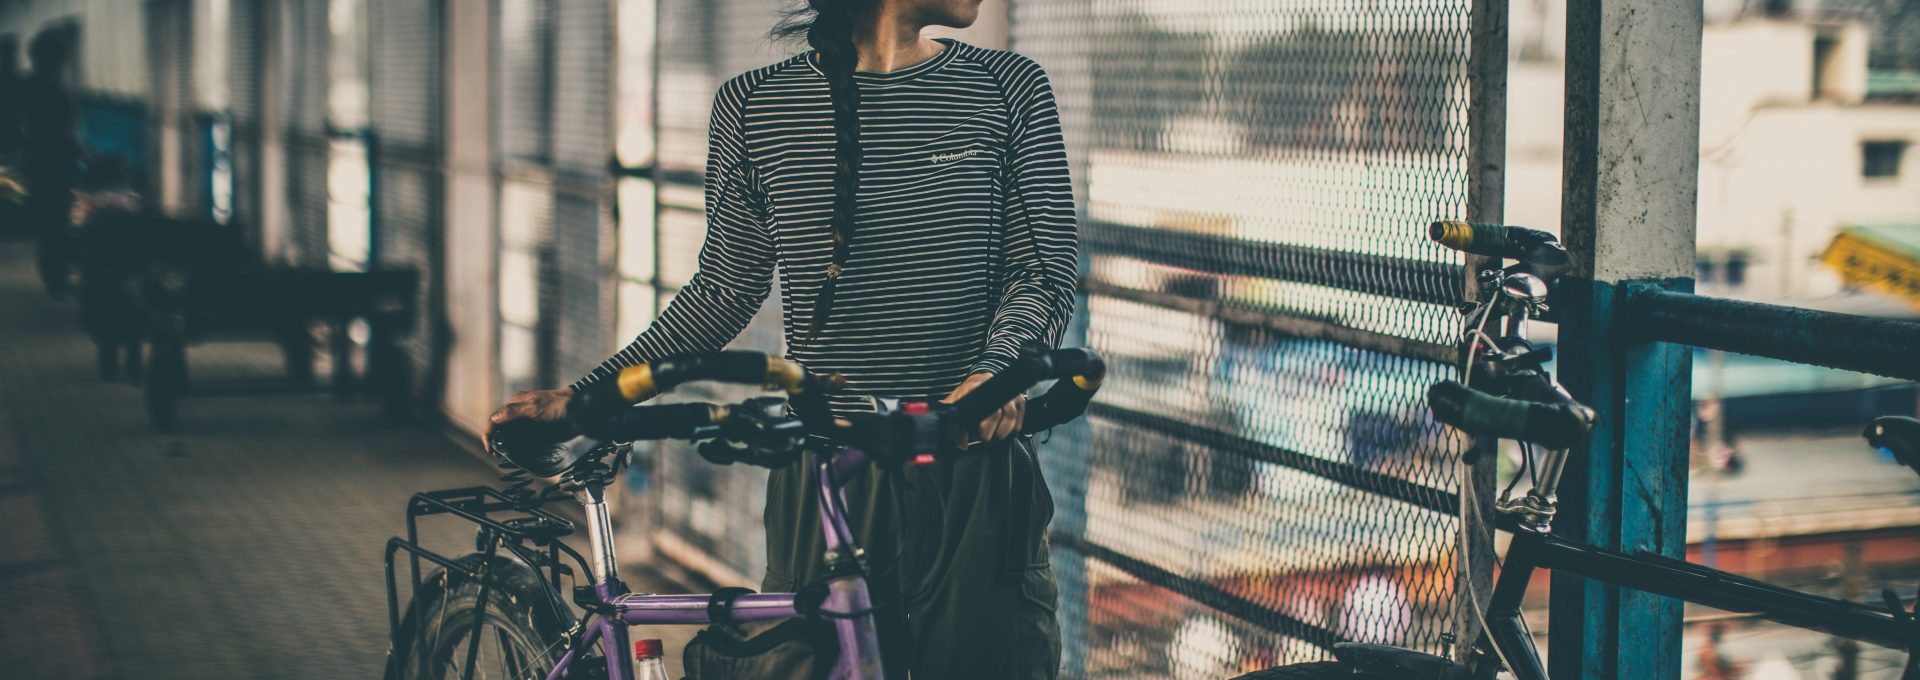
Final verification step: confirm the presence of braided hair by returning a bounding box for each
[774,0,875,339]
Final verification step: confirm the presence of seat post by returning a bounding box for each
[579,482,618,584]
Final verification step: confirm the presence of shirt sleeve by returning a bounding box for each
[572,80,774,391]
[972,60,1080,376]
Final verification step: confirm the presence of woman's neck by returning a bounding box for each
[853,12,945,74]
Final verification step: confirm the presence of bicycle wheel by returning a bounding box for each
[1231,662,1360,679]
[388,553,575,680]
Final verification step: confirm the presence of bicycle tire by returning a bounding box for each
[1231,662,1362,679]
[387,553,575,680]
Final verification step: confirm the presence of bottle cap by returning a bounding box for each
[634,638,664,660]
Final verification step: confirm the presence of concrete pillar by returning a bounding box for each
[1551,1,1701,678]
[440,0,498,435]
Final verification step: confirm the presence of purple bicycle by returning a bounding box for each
[383,346,1103,680]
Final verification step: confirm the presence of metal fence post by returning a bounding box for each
[1553,1,1701,678]
[1456,0,1507,658]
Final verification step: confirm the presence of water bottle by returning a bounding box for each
[634,638,669,680]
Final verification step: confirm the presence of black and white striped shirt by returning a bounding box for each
[574,40,1078,408]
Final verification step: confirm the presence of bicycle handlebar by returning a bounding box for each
[1429,220,1571,271]
[568,351,825,431]
[1427,379,1595,450]
[542,347,1104,471]
[950,347,1106,430]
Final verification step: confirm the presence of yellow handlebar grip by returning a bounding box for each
[1430,220,1475,251]
[616,365,657,402]
[765,356,809,393]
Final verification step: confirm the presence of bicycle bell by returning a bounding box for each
[1500,272,1549,310]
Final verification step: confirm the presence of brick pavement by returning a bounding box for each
[0,242,691,679]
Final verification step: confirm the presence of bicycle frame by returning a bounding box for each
[1472,524,1919,680]
[1444,241,1919,679]
[385,446,887,680]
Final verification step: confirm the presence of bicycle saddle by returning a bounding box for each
[1865,416,1920,478]
[489,418,611,478]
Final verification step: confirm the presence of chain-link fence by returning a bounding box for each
[1013,2,1480,676]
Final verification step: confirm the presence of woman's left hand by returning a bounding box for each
[943,372,1025,443]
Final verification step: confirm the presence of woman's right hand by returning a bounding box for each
[486,387,574,451]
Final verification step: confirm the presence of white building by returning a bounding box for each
[1505,11,1920,305]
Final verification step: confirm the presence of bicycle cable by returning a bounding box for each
[1456,294,1518,674]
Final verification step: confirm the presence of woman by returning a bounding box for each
[489,1,1078,677]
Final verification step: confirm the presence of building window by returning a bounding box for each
[1863,141,1906,179]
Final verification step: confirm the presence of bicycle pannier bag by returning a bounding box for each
[682,617,837,680]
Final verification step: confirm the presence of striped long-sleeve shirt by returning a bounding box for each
[574,40,1078,409]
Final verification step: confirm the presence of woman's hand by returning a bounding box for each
[486,387,574,451]
[943,372,1025,443]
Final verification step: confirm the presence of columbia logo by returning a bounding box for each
[930,148,982,164]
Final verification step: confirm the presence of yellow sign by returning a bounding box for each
[1821,229,1920,311]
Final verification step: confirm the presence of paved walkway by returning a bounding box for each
[0,242,687,679]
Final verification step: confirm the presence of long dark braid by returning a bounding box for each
[775,1,872,339]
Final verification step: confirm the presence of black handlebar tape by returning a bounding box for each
[952,353,1054,424]
[576,402,724,442]
[1427,380,1595,450]
[650,351,789,392]
[1429,220,1569,266]
[1022,349,1106,433]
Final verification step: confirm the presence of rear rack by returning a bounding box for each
[382,485,593,677]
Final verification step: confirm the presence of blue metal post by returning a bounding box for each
[1553,1,1702,678]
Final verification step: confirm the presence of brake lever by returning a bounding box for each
[693,397,807,468]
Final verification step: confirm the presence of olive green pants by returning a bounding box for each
[761,437,1061,680]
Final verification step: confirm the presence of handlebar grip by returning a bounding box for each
[574,351,816,420]
[1427,380,1594,449]
[574,402,726,442]
[1429,221,1570,270]
[953,347,1106,426]
[1022,349,1106,433]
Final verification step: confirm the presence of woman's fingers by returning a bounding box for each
[976,409,1003,442]
[1000,397,1023,439]
[979,395,1026,442]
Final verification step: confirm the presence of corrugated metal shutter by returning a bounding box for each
[172,0,206,219]
[551,191,612,380]
[370,0,442,407]
[498,177,556,394]
[551,0,610,175]
[496,0,552,164]
[284,0,331,267]
[145,0,194,216]
[144,1,174,204]
[496,0,558,392]
[228,0,262,236]
[549,0,615,381]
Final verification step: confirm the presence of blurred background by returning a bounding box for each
[0,0,1916,678]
